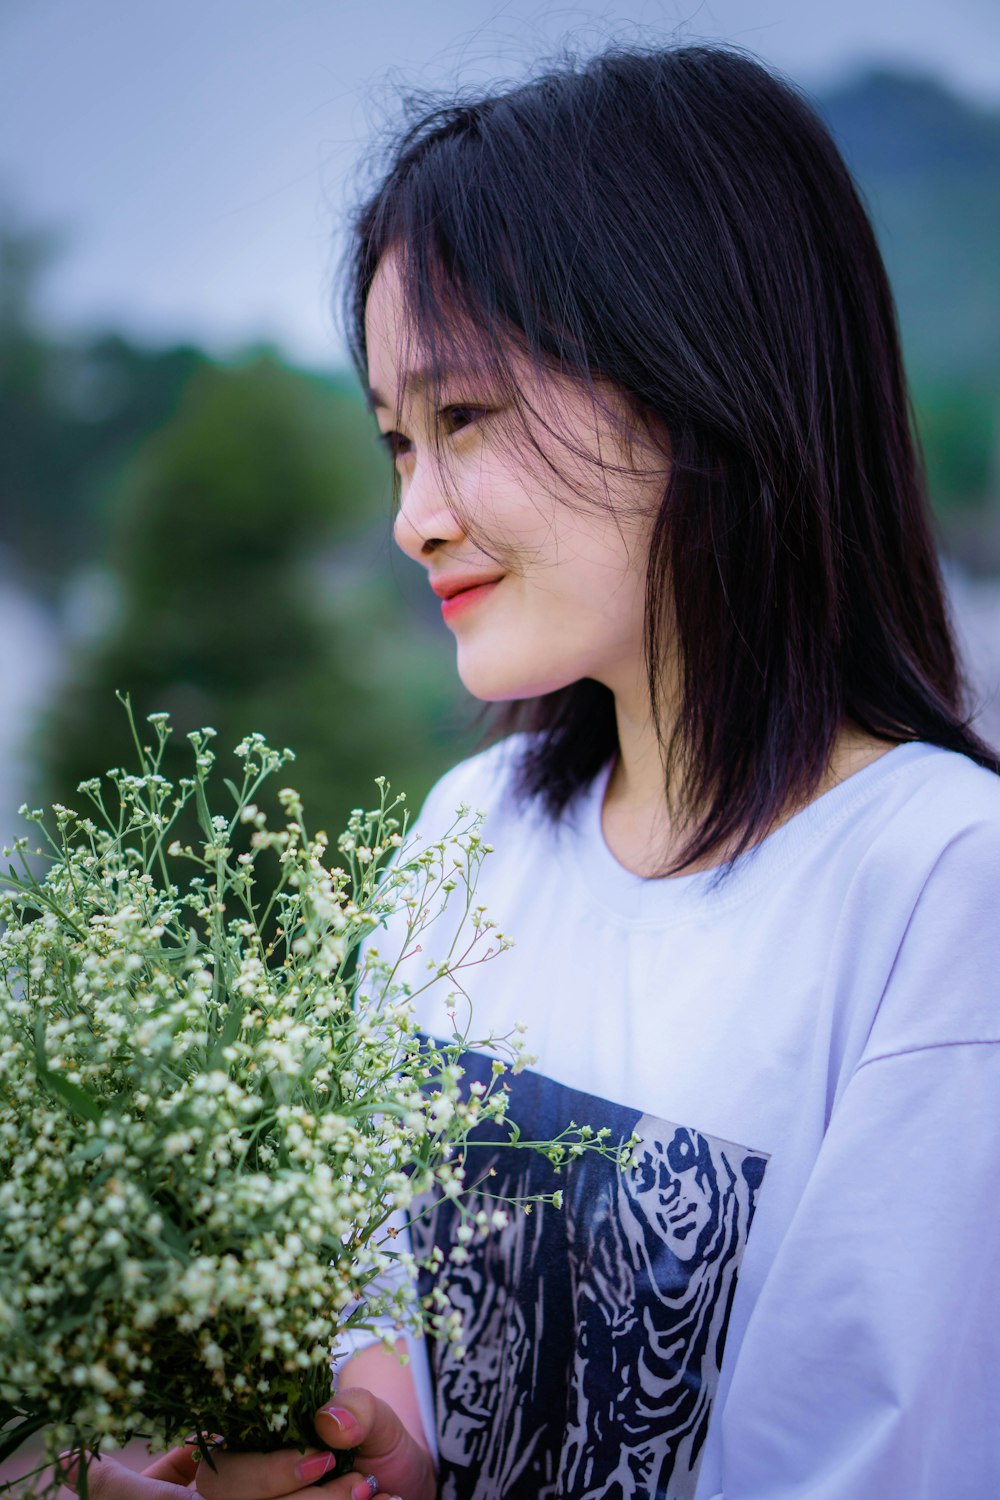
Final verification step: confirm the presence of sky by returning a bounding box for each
[1,0,998,367]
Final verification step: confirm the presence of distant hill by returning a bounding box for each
[816,70,1000,385]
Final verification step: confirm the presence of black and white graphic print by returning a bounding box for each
[411,1046,768,1500]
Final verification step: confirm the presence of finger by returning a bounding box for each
[314,1391,433,1500]
[59,1450,195,1499]
[200,1481,339,1500]
[139,1447,201,1486]
[197,1465,351,1500]
[195,1445,336,1500]
[313,1391,407,1464]
[302,1477,402,1500]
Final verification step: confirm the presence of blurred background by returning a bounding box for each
[1,0,999,854]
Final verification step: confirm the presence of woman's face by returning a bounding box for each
[364,252,669,704]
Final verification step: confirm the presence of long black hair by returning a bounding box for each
[342,41,999,878]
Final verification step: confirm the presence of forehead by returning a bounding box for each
[364,251,513,414]
[364,258,410,412]
[362,252,657,474]
[364,251,410,370]
[364,254,450,410]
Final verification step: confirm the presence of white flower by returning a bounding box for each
[0,727,606,1489]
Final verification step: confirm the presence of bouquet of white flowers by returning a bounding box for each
[0,701,624,1496]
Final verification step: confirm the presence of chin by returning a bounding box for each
[456,656,578,702]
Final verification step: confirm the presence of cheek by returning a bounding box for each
[557,530,649,619]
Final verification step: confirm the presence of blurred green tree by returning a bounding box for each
[912,381,998,512]
[33,351,472,854]
[0,206,207,592]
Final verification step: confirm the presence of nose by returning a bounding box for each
[391,454,466,564]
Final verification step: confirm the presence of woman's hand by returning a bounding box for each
[199,1388,437,1500]
[58,1444,200,1498]
[57,1388,436,1500]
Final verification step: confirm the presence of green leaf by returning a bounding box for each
[77,1137,108,1162]
[0,1402,29,1436]
[220,998,244,1049]
[37,1065,102,1125]
[152,1206,190,1259]
[0,1411,49,1465]
[223,778,242,807]
[34,1011,104,1125]
[32,1003,117,1126]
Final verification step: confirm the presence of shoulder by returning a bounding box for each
[851,745,1000,1058]
[357,734,540,983]
[840,743,1000,967]
[864,743,1000,881]
[407,732,540,839]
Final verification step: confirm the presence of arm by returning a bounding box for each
[336,1338,436,1463]
[714,823,1000,1500]
[330,1209,440,1471]
[715,1041,1000,1499]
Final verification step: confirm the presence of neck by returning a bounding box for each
[601,671,680,872]
[603,680,900,877]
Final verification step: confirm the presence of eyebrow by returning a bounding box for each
[365,364,480,413]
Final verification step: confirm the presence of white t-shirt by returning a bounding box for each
[344,735,1000,1500]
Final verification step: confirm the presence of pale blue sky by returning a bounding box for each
[1,0,997,366]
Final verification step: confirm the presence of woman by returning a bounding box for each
[76,40,1000,1500]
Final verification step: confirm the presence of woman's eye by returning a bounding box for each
[441,404,486,433]
[376,407,486,462]
[377,429,411,460]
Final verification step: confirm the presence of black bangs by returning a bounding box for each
[341,42,999,882]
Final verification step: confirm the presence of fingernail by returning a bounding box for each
[185,1433,223,1459]
[319,1405,357,1433]
[351,1484,377,1500]
[56,1452,79,1488]
[294,1451,337,1484]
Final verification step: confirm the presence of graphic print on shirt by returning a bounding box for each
[410,1046,769,1500]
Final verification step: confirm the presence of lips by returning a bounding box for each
[430,574,505,601]
[439,577,503,623]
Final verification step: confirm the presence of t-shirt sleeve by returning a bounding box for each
[711,819,1000,1499]
[331,754,497,1455]
[352,746,504,979]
